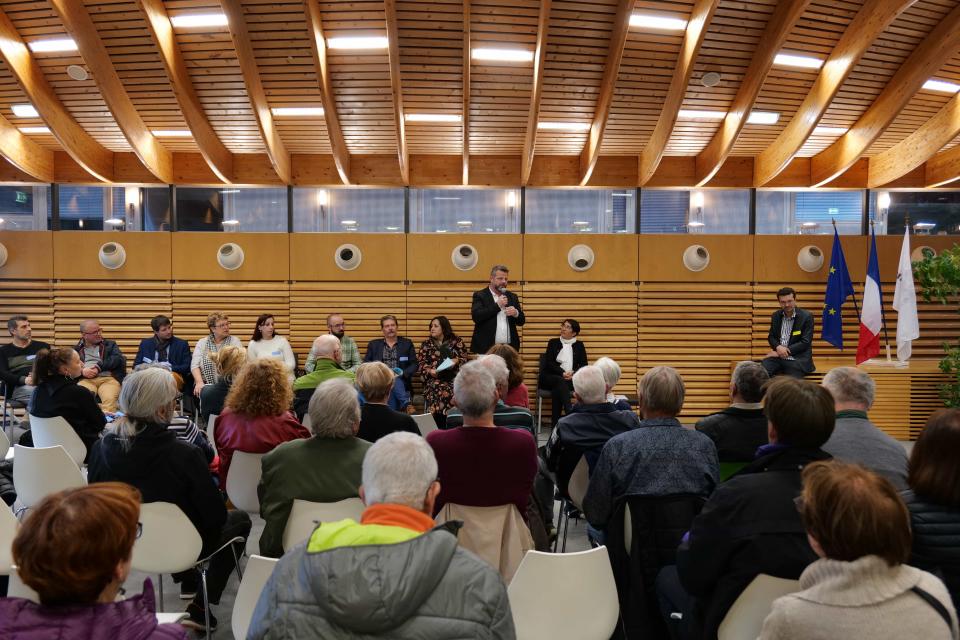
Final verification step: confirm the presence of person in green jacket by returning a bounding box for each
[292,335,354,419]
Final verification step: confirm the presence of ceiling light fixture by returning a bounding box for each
[405,113,462,122]
[271,107,325,117]
[747,111,780,125]
[222,219,240,226]
[151,129,192,137]
[774,52,824,69]
[812,125,848,136]
[105,218,125,225]
[537,121,591,131]
[12,104,38,118]
[678,109,726,120]
[170,13,228,28]
[629,13,688,30]
[27,38,78,53]
[66,64,88,81]
[327,36,389,50]
[19,126,50,134]
[922,78,960,94]
[471,47,534,62]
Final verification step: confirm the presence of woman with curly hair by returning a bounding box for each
[487,343,528,408]
[417,315,467,428]
[213,358,309,490]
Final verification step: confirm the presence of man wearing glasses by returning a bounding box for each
[74,319,127,412]
[305,313,361,373]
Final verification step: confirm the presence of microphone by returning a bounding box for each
[497,285,507,294]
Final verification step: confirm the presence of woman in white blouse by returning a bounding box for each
[246,313,296,380]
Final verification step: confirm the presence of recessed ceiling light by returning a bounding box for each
[327,36,389,50]
[471,47,534,62]
[12,104,38,118]
[405,113,462,123]
[678,110,726,120]
[152,129,191,137]
[922,78,960,94]
[747,111,780,125]
[27,38,78,53]
[629,13,688,30]
[271,107,325,117]
[537,121,591,131]
[812,125,848,136]
[169,13,228,28]
[66,64,88,81]
[774,52,824,69]
[701,71,721,87]
[19,126,50,134]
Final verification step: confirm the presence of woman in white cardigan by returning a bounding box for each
[760,460,958,640]
[246,313,296,381]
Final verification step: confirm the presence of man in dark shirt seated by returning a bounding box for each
[695,360,769,463]
[363,315,416,414]
[0,315,50,420]
[133,315,192,391]
[445,354,535,435]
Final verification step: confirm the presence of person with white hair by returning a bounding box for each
[594,356,632,410]
[292,334,353,419]
[248,431,515,639]
[257,378,371,558]
[444,353,535,434]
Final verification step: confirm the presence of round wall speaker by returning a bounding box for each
[98,242,126,270]
[911,245,936,262]
[797,245,824,272]
[682,244,710,272]
[0,242,7,268]
[567,244,595,272]
[334,243,362,270]
[217,243,245,270]
[452,243,479,271]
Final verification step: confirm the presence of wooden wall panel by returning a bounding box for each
[171,233,290,281]
[406,234,523,282]
[290,234,406,282]
[0,281,54,345]
[0,231,53,280]
[52,232,171,281]
[639,235,754,282]
[754,234,866,284]
[523,235,639,282]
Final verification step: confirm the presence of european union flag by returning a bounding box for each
[822,228,855,348]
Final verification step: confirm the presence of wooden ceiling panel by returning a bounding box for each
[0,57,60,150]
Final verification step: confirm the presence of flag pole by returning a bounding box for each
[871,220,894,361]
[833,219,862,322]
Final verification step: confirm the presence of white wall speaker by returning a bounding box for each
[797,245,824,272]
[911,245,936,262]
[452,244,479,271]
[0,242,7,268]
[217,243,245,270]
[567,244,595,272]
[334,243,362,270]
[98,242,126,270]
[682,244,710,272]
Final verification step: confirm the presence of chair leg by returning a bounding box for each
[156,574,164,612]
[200,565,211,640]
[230,541,244,582]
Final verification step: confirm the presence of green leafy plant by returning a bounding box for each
[913,244,960,407]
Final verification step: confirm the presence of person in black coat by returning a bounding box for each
[762,287,815,378]
[470,264,525,355]
[28,347,106,462]
[355,362,419,442]
[539,319,588,427]
[695,361,770,462]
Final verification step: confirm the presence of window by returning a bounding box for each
[57,186,170,231]
[177,187,286,232]
[0,185,50,230]
[292,188,404,232]
[640,189,749,234]
[411,188,520,233]
[757,190,862,235]
[870,190,960,236]
[525,188,635,233]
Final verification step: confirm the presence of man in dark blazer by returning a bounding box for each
[762,287,815,378]
[470,264,525,355]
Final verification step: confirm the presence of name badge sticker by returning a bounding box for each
[399,356,409,362]
[792,330,801,336]
[26,354,37,361]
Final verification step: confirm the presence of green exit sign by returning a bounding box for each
[828,207,839,215]
[15,191,27,204]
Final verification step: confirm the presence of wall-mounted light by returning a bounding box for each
[877,192,891,212]
[689,191,705,232]
[506,190,517,210]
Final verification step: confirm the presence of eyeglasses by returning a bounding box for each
[215,322,231,329]
[82,328,101,335]
[136,522,143,538]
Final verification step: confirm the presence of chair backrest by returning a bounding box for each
[412,413,437,437]
[621,494,706,584]
[7,567,39,602]
[282,497,365,551]
[28,414,87,466]
[131,502,203,574]
[0,503,18,573]
[435,502,534,583]
[0,427,10,461]
[567,456,590,510]
[231,554,279,640]
[508,546,620,640]
[302,413,313,430]
[206,414,219,456]
[226,451,264,514]
[12,445,87,508]
[717,574,801,640]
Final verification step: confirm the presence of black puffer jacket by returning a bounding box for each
[903,489,960,609]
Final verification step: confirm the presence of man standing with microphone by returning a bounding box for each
[471,265,525,355]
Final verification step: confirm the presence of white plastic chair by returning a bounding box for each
[226,451,264,514]
[206,414,219,456]
[508,546,620,640]
[0,427,10,460]
[12,445,86,513]
[0,503,17,573]
[717,574,801,640]
[7,567,39,601]
[412,413,437,437]
[282,497,365,551]
[231,554,279,640]
[28,414,87,467]
[301,413,312,430]
[556,456,590,552]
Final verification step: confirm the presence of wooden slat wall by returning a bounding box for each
[0,280,54,345]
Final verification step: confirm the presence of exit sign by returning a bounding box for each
[15,191,27,204]
[828,207,839,215]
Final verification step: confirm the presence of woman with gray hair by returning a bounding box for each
[594,356,632,410]
[87,368,252,631]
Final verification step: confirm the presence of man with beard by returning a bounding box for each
[306,314,361,373]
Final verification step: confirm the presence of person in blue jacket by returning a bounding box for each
[134,315,192,391]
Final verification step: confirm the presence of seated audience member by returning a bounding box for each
[214,359,309,490]
[364,314,417,412]
[133,315,191,390]
[594,356,632,411]
[760,461,958,640]
[88,367,252,630]
[0,314,50,417]
[417,315,467,428]
[658,377,834,640]
[821,366,908,490]
[695,360,770,463]
[427,360,537,519]
[904,408,960,609]
[190,312,242,397]
[74,319,126,413]
[445,354,535,434]
[488,343,529,408]
[305,313,361,373]
[248,431,514,639]
[29,347,106,459]
[246,313,296,380]
[258,379,372,558]
[539,319,588,427]
[199,345,245,428]
[545,365,640,498]
[293,334,353,419]
[583,366,718,535]
[356,362,418,443]
[0,483,187,640]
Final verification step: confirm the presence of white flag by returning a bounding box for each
[893,228,919,361]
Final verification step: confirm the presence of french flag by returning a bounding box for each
[856,228,883,364]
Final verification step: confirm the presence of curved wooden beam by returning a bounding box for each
[694,0,810,186]
[136,0,233,183]
[385,0,407,184]
[809,2,960,187]
[579,0,636,186]
[521,0,551,186]
[0,7,113,182]
[221,0,292,185]
[638,0,720,186]
[925,144,960,187]
[462,0,471,185]
[753,0,912,187]
[0,114,53,182]
[50,0,172,183]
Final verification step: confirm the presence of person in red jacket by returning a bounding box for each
[214,358,309,490]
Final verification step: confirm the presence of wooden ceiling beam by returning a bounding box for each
[0,6,113,182]
[462,0,471,185]
[136,0,233,184]
[221,0,292,185]
[924,145,960,188]
[638,0,720,186]
[809,2,960,187]
[385,0,407,184]
[50,0,172,184]
[578,0,636,186]
[694,0,810,186]
[0,113,53,183]
[521,0,551,186]
[753,0,912,187]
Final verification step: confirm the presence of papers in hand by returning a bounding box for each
[436,358,455,373]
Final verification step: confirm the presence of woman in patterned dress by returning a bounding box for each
[417,315,467,428]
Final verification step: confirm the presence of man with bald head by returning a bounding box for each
[293,334,353,419]
[74,319,126,413]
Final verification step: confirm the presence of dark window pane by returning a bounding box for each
[526,189,635,233]
[411,188,520,233]
[177,187,286,232]
[871,191,960,236]
[292,187,404,232]
[0,185,49,230]
[757,190,862,235]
